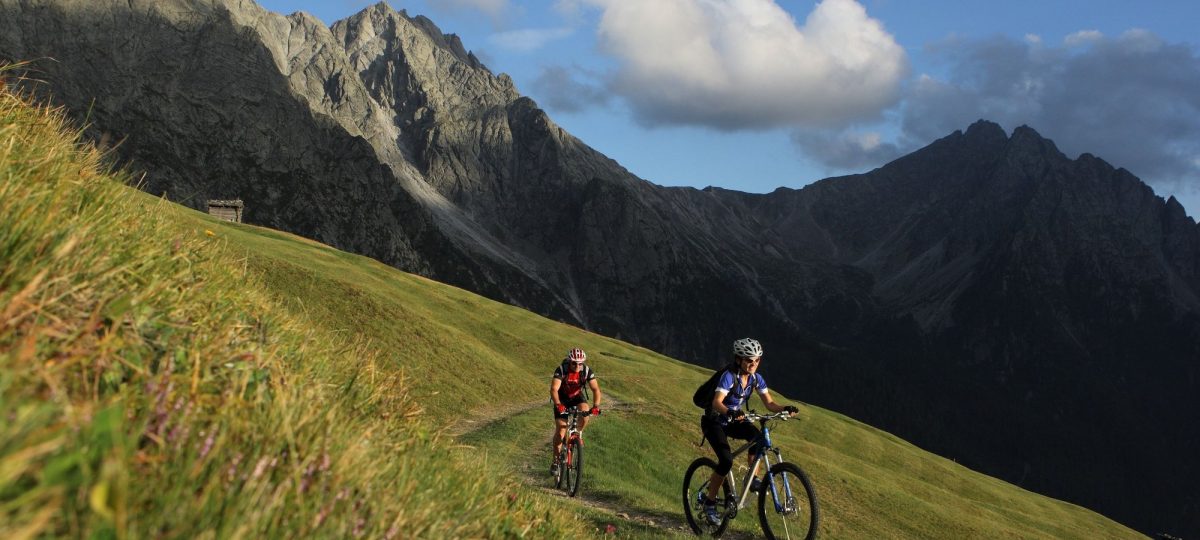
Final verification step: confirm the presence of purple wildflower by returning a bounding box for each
[198,429,216,460]
[227,452,243,483]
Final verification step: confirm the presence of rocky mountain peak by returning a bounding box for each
[3,1,1198,534]
[332,4,517,125]
[337,2,488,73]
[1166,195,1189,220]
[963,118,1008,142]
[1008,123,1065,159]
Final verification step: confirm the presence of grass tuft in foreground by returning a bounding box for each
[0,65,583,539]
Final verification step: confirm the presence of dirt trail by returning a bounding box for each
[444,394,634,439]
[445,396,757,539]
[441,399,547,439]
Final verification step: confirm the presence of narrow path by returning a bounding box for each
[443,394,633,439]
[444,396,756,539]
[441,399,546,439]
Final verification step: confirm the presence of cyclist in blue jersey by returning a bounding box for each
[550,347,602,475]
[699,338,799,526]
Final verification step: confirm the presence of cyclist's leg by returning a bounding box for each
[724,421,763,490]
[701,415,734,501]
[553,413,569,458]
[725,421,762,465]
[550,407,569,475]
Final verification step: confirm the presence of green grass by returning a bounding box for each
[217,210,1143,538]
[1,69,1145,539]
[0,69,583,539]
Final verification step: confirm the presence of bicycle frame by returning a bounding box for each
[563,406,589,446]
[558,406,591,468]
[683,410,817,539]
[555,406,593,495]
[724,414,797,513]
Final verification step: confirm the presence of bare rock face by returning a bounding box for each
[0,0,577,319]
[749,122,1200,536]
[3,1,1200,535]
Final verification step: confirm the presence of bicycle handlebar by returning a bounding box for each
[565,406,593,417]
[739,411,793,422]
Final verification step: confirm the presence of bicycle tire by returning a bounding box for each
[756,461,818,540]
[682,457,734,537]
[567,439,583,497]
[561,448,572,493]
[554,449,567,490]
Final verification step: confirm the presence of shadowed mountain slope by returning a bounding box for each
[2,0,1198,534]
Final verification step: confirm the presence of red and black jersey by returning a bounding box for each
[554,363,596,401]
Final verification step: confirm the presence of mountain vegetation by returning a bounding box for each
[0,75,584,539]
[2,0,1197,535]
[0,73,1145,539]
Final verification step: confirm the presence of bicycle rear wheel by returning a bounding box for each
[682,457,734,537]
[757,462,818,540]
[566,439,583,497]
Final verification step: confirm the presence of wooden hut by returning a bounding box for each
[206,199,243,223]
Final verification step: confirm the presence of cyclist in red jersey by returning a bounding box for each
[550,347,602,475]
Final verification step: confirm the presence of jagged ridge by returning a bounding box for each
[2,1,1198,535]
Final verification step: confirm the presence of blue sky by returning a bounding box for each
[258,0,1200,218]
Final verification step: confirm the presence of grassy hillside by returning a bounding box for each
[0,73,584,539]
[1,75,1145,538]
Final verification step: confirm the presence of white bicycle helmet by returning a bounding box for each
[566,347,587,364]
[732,338,762,358]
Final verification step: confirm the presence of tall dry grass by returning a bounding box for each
[0,65,581,539]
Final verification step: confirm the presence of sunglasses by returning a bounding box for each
[739,357,761,364]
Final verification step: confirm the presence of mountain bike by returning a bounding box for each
[682,411,819,539]
[553,406,592,497]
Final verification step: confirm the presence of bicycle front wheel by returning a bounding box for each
[682,457,734,537]
[566,439,583,497]
[757,461,818,540]
[554,450,567,490]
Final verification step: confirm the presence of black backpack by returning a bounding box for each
[692,365,735,409]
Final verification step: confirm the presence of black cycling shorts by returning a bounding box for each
[553,395,587,419]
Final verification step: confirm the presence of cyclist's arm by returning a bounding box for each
[550,377,563,407]
[588,378,602,407]
[710,371,737,414]
[759,389,798,415]
[710,389,731,414]
[760,391,787,413]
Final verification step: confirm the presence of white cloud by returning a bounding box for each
[1064,30,1102,47]
[1116,28,1161,52]
[490,27,574,52]
[791,127,903,170]
[582,0,908,130]
[532,65,612,112]
[792,29,1200,211]
[898,31,1200,196]
[857,131,881,151]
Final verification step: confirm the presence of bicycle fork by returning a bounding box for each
[565,432,581,465]
[734,448,797,515]
[763,449,798,515]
